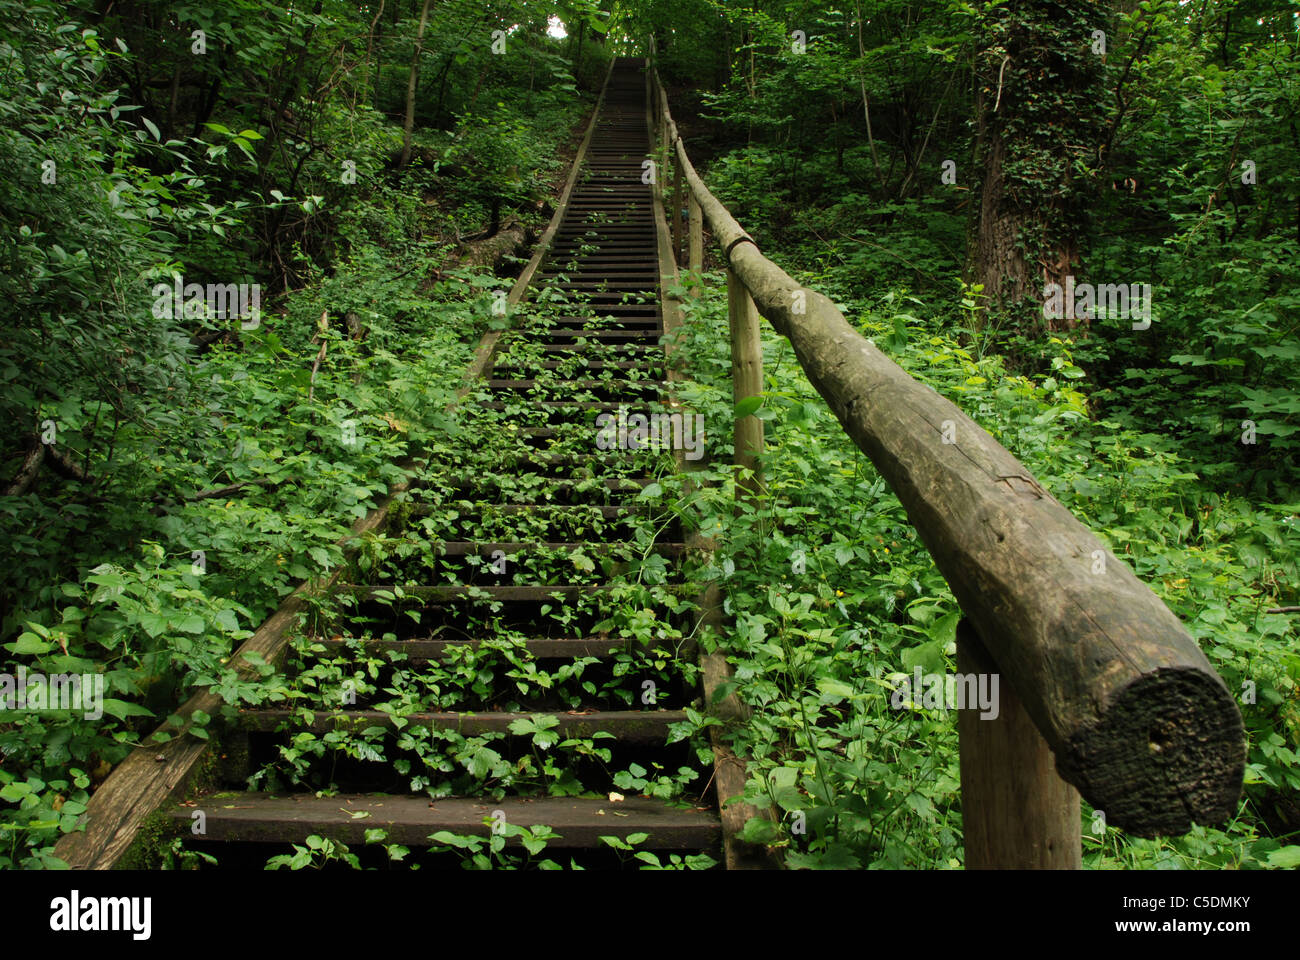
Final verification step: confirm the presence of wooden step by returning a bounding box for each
[430,540,682,555]
[478,401,657,412]
[408,504,654,520]
[333,582,685,601]
[490,362,665,378]
[237,708,688,741]
[334,583,607,601]
[485,379,665,391]
[306,635,633,660]
[171,794,719,849]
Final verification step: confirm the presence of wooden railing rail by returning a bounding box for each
[646,57,1244,868]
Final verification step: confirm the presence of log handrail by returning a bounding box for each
[647,60,1244,853]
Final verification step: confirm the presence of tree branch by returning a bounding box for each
[4,443,46,496]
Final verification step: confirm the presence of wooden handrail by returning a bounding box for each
[648,63,1244,849]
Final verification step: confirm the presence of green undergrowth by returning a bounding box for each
[664,271,1299,870]
[0,260,513,869]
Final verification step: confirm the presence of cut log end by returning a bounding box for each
[1057,667,1245,837]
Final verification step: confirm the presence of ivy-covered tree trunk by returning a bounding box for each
[971,0,1107,331]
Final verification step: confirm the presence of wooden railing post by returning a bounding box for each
[657,110,669,213]
[688,195,702,291]
[671,161,685,267]
[727,268,764,500]
[957,619,1081,869]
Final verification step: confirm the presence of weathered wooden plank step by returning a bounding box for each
[431,540,684,555]
[540,330,661,341]
[498,453,657,469]
[549,300,660,308]
[486,379,664,390]
[558,221,654,228]
[237,709,688,741]
[408,504,655,519]
[561,209,655,217]
[334,583,608,600]
[498,363,661,380]
[536,343,659,353]
[544,313,660,322]
[549,247,657,254]
[555,227,655,236]
[540,280,655,287]
[550,311,661,320]
[539,272,659,281]
[478,401,660,412]
[552,231,654,239]
[436,478,656,496]
[548,315,661,324]
[549,251,659,259]
[171,794,718,848]
[481,452,669,475]
[552,300,660,308]
[306,635,633,660]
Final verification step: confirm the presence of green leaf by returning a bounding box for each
[137,613,171,638]
[6,632,53,655]
[816,677,854,701]
[901,639,944,674]
[734,395,763,419]
[1267,846,1300,868]
[101,699,155,720]
[925,612,959,648]
[737,816,779,844]
[637,482,663,500]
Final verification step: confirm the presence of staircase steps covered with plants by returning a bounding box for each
[142,57,724,870]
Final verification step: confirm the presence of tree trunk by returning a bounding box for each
[362,0,385,107]
[575,23,586,84]
[970,1,1106,332]
[853,0,886,190]
[399,0,433,168]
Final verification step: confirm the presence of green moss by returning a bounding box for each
[115,808,174,871]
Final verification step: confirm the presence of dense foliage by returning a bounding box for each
[1,0,1295,871]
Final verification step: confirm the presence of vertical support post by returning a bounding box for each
[671,150,685,267]
[956,618,1081,869]
[727,267,763,501]
[688,195,703,291]
[657,102,669,214]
